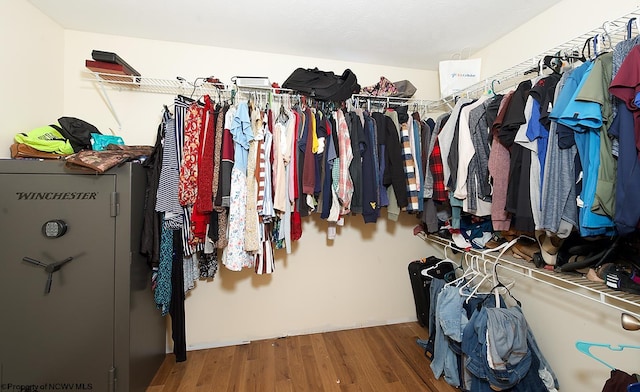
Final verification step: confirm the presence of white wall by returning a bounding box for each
[470,1,640,391]
[63,30,440,147]
[0,0,64,158]
[5,1,640,391]
[473,0,640,78]
[59,29,441,348]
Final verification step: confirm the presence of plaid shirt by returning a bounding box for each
[430,138,447,202]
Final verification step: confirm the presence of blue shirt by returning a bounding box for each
[609,102,640,235]
[526,100,548,195]
[550,62,591,148]
[230,102,253,172]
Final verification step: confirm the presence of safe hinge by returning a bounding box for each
[108,366,117,392]
[110,192,120,217]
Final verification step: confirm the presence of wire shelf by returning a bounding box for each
[350,94,436,108]
[84,72,235,96]
[430,7,640,112]
[419,233,640,318]
[84,8,640,114]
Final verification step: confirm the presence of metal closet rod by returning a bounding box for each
[86,71,300,96]
[350,94,435,107]
[174,76,300,95]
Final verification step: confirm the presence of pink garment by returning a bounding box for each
[302,108,316,195]
[488,93,514,231]
[488,133,511,230]
[336,109,354,214]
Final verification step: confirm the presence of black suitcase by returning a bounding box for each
[408,256,441,327]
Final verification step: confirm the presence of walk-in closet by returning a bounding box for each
[3,1,640,391]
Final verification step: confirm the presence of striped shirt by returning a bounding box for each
[156,109,183,229]
[400,122,419,212]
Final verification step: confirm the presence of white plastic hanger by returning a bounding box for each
[421,245,458,277]
[461,258,494,303]
[457,255,484,292]
[445,253,481,288]
[627,17,640,39]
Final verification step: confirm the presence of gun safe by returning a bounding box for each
[0,160,165,392]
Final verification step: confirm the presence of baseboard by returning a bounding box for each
[178,317,418,352]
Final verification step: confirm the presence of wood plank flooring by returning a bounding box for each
[147,322,457,392]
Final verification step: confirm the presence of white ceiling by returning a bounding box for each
[28,0,562,71]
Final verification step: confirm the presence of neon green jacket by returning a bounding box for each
[14,124,75,155]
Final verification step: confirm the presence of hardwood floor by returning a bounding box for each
[146,322,457,392]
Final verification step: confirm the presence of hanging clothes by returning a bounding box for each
[361,113,381,223]
[178,101,203,207]
[527,74,561,205]
[428,278,559,391]
[413,117,424,211]
[540,70,578,238]
[155,109,183,229]
[555,60,616,237]
[335,109,354,215]
[609,45,640,235]
[488,92,513,231]
[222,102,254,271]
[502,79,535,233]
[514,89,542,230]
[374,111,405,210]
[243,106,262,253]
[400,121,420,212]
[576,52,616,219]
[348,110,365,215]
[211,104,227,208]
[466,98,493,213]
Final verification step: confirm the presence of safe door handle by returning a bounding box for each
[22,256,74,294]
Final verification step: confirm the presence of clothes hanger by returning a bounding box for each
[480,236,523,260]
[593,34,602,58]
[575,341,640,370]
[277,99,290,124]
[422,245,456,276]
[423,260,457,280]
[457,255,485,293]
[489,79,500,96]
[582,36,594,61]
[541,53,565,75]
[461,258,494,303]
[537,57,546,75]
[627,17,639,39]
[600,22,614,52]
[490,262,516,306]
[445,253,481,287]
[471,251,519,310]
[476,266,520,310]
[454,255,482,295]
[161,105,173,126]
[564,48,579,68]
